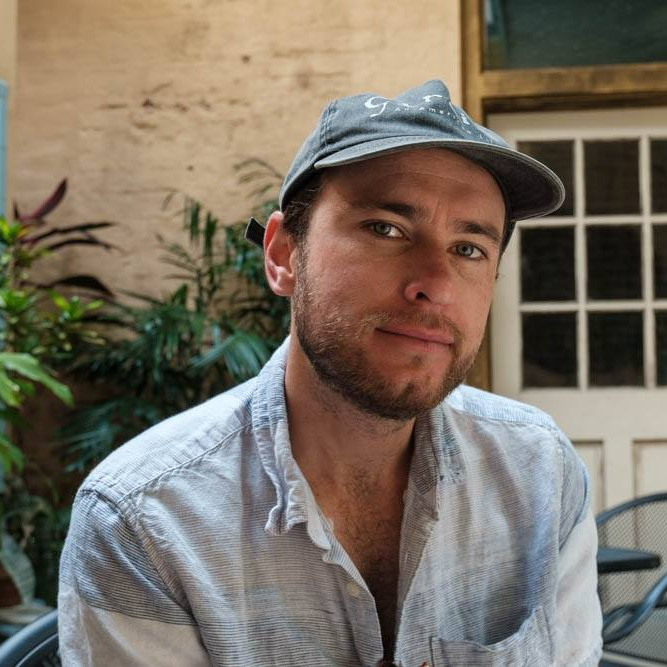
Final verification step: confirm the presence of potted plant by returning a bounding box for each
[0,180,112,617]
[61,167,290,470]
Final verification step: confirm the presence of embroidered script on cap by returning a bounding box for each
[365,92,471,120]
[363,92,504,146]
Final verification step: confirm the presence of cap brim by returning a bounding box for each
[314,136,565,222]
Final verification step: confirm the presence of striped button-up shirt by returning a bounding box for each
[59,339,602,666]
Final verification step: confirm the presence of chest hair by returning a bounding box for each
[325,483,404,658]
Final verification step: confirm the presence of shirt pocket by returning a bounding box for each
[429,606,552,667]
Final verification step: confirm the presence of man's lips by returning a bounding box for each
[375,325,455,346]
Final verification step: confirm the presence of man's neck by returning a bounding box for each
[284,342,415,496]
[284,338,413,659]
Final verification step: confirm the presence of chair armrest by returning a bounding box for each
[0,608,58,666]
[603,573,667,644]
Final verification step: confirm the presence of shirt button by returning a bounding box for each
[346,581,362,598]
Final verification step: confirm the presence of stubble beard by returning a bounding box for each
[292,252,478,422]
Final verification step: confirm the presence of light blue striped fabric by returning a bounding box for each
[59,338,602,666]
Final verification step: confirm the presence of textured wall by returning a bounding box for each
[14,0,461,296]
[0,1,17,86]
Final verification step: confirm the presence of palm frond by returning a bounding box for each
[191,330,271,380]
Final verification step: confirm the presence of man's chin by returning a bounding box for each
[366,354,471,392]
[295,316,475,420]
[338,373,466,422]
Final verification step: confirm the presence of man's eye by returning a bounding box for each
[455,243,484,259]
[370,222,404,238]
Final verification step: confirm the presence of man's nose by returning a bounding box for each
[402,248,456,306]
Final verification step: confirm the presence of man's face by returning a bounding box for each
[290,148,505,421]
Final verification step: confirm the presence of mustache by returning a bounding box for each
[358,310,463,344]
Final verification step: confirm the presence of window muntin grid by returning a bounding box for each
[517,135,667,389]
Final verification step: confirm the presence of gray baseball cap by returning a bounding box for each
[245,80,564,247]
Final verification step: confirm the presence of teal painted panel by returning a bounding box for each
[0,79,6,218]
[484,0,667,70]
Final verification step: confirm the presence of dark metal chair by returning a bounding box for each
[597,492,667,664]
[0,609,59,667]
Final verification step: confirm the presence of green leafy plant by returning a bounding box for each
[0,164,286,606]
[0,180,113,607]
[61,160,290,473]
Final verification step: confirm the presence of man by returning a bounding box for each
[59,80,602,666]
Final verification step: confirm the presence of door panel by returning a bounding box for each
[572,441,604,515]
[634,440,667,496]
[489,108,667,510]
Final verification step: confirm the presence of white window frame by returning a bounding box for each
[490,107,667,395]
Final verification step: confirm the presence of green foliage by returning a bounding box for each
[0,165,287,605]
[0,351,73,477]
[0,235,99,477]
[0,353,73,407]
[0,194,106,477]
[0,471,69,604]
[0,180,113,606]
[61,165,289,473]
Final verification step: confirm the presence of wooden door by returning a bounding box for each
[489,108,667,512]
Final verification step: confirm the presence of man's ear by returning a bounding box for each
[264,211,297,297]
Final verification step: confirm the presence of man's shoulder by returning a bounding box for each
[441,384,579,468]
[79,377,258,503]
[445,384,560,434]
[443,386,589,538]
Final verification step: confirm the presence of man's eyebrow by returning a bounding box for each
[352,200,503,246]
[453,219,503,247]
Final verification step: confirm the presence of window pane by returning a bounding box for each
[657,311,667,386]
[589,312,644,386]
[585,141,640,215]
[521,228,575,302]
[652,139,667,213]
[655,225,667,299]
[522,313,577,388]
[483,0,667,70]
[516,141,574,216]
[587,225,642,300]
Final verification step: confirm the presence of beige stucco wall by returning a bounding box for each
[0,0,17,216]
[0,1,17,86]
[14,0,461,295]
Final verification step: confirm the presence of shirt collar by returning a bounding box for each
[251,337,466,538]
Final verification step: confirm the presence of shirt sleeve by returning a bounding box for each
[58,489,212,667]
[553,436,603,667]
